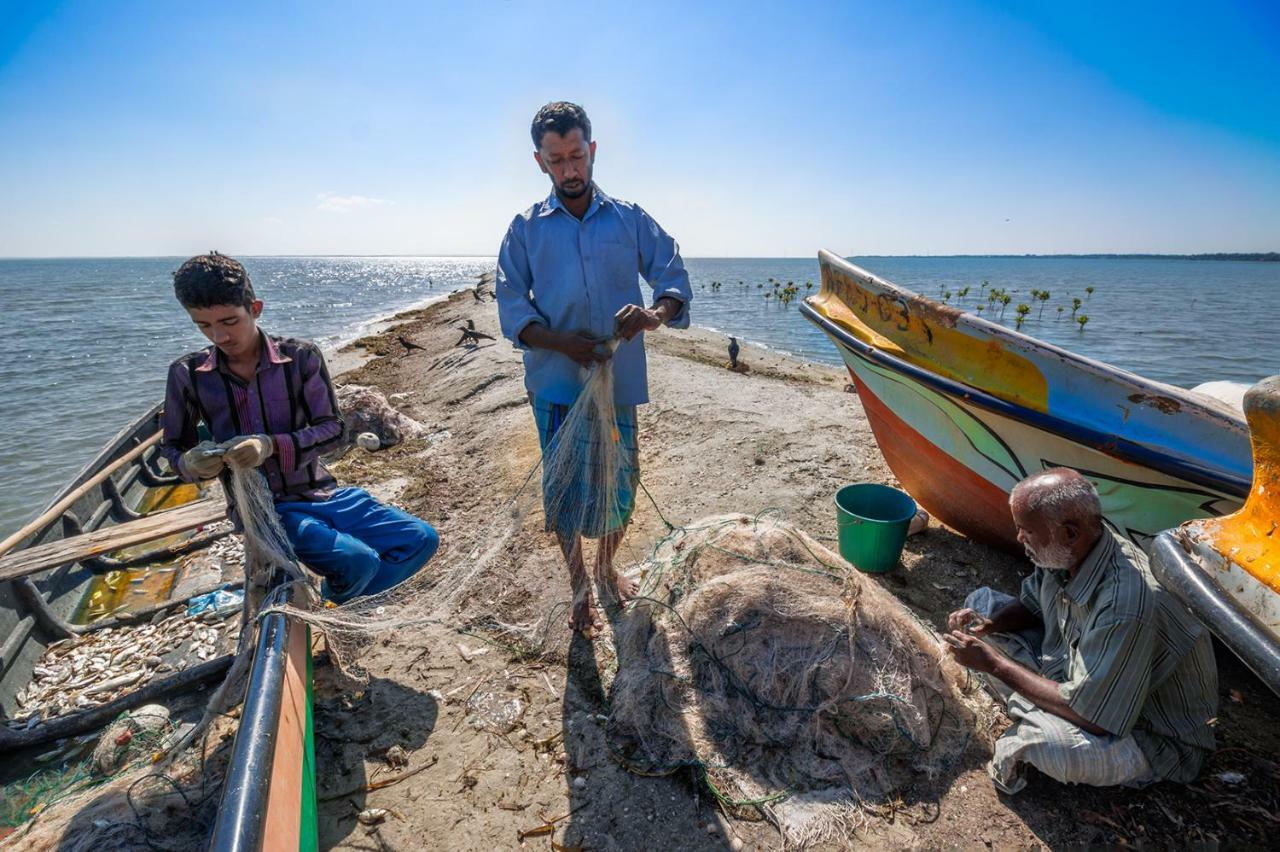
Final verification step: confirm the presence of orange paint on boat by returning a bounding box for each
[851,370,1021,551]
[1201,377,1280,591]
[262,619,311,849]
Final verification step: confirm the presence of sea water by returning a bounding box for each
[0,255,1275,536]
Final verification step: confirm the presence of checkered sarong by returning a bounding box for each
[530,394,639,539]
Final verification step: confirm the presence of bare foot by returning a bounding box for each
[596,567,639,604]
[569,590,602,636]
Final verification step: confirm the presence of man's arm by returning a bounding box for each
[634,206,692,328]
[269,345,344,473]
[988,646,1110,735]
[495,222,547,353]
[160,361,209,482]
[944,631,1109,735]
[496,222,614,366]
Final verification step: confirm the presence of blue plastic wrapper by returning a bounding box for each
[186,588,244,618]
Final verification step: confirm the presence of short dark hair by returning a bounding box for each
[173,252,255,309]
[530,101,591,149]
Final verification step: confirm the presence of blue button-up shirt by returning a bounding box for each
[496,187,692,406]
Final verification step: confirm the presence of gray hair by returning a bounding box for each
[1010,467,1102,526]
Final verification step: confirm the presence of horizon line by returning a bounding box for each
[0,251,1276,261]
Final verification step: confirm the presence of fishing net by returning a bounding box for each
[1,707,177,830]
[609,515,997,845]
[4,710,238,851]
[251,339,636,679]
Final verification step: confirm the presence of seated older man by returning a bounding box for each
[944,468,1218,794]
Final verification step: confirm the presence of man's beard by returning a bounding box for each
[555,169,592,200]
[1025,541,1073,571]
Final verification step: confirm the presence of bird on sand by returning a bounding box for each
[456,320,496,347]
[727,336,740,370]
[398,335,428,355]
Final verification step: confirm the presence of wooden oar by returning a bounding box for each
[0,430,163,560]
[0,499,226,584]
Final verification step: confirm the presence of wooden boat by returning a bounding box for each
[0,405,316,849]
[800,250,1254,551]
[1152,376,1280,696]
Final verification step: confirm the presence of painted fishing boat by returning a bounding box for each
[1152,376,1280,696]
[800,250,1254,551]
[0,405,317,849]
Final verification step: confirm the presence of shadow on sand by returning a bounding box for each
[314,673,438,849]
[560,617,737,852]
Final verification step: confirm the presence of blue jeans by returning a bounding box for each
[275,487,439,603]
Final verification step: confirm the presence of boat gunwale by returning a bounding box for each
[814,250,1250,436]
[799,299,1252,499]
[1150,530,1280,697]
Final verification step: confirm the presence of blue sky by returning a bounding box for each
[1,0,1277,256]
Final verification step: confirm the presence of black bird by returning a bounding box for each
[456,324,496,347]
[398,334,427,355]
[727,336,740,370]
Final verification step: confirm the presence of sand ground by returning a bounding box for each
[309,290,1280,850]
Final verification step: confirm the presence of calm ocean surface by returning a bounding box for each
[1,255,1276,536]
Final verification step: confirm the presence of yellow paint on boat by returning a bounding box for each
[1201,377,1280,592]
[74,482,206,623]
[812,263,1051,412]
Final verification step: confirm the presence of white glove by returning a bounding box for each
[222,434,274,469]
[180,441,225,480]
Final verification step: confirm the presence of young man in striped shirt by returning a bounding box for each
[944,468,1218,794]
[160,253,439,603]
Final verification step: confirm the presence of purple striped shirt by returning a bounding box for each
[161,332,344,524]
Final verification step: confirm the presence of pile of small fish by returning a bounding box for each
[199,529,245,570]
[6,610,239,730]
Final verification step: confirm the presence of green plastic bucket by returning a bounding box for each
[835,483,917,573]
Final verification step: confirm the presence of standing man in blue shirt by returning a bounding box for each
[497,101,693,635]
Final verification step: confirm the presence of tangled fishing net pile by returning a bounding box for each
[609,515,998,846]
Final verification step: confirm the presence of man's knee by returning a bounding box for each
[284,514,339,556]
[385,517,439,568]
[991,711,1151,793]
[410,520,440,565]
[964,586,1014,618]
[285,516,378,576]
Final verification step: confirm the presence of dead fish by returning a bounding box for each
[33,745,69,763]
[83,671,144,696]
[356,808,394,826]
